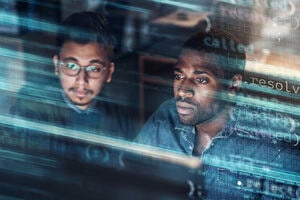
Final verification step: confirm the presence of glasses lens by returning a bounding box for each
[86,65,105,78]
[62,62,80,76]
[60,62,106,78]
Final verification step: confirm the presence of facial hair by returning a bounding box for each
[67,87,93,106]
[176,96,221,125]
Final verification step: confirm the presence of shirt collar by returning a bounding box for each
[214,108,237,138]
[174,106,237,155]
[171,100,196,154]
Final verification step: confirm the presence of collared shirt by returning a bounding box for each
[135,98,235,155]
[136,98,300,199]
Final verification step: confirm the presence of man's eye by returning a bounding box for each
[86,65,101,72]
[66,63,79,70]
[174,73,184,80]
[196,77,209,84]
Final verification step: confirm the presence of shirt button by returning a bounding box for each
[189,146,193,150]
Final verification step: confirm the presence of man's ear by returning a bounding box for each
[106,62,115,83]
[53,55,59,75]
[228,74,243,96]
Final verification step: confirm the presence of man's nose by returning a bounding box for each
[177,86,194,99]
[76,68,88,85]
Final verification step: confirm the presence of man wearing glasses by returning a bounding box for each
[10,11,136,165]
[53,12,115,112]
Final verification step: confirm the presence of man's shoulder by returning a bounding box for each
[135,98,184,149]
[11,88,66,121]
[209,125,299,164]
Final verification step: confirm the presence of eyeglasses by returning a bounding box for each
[58,61,107,79]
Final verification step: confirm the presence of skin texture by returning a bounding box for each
[53,41,114,110]
[173,48,242,154]
[174,49,224,125]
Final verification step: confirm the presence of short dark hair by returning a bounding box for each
[183,28,246,80]
[56,11,115,61]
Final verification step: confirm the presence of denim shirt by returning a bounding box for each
[136,98,300,199]
[136,98,196,155]
[136,98,235,154]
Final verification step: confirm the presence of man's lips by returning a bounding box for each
[176,101,195,115]
[75,90,88,98]
[70,88,91,98]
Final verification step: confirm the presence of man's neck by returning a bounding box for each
[193,106,231,156]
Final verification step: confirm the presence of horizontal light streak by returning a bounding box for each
[147,0,208,12]
[107,2,150,14]
[245,61,300,82]
[0,114,201,169]
[2,80,296,117]
[203,154,300,186]
[0,12,58,33]
[235,95,299,116]
[0,74,297,117]
[0,47,52,65]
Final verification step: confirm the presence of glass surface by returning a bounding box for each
[0,0,299,199]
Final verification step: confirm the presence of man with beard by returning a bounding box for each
[136,29,299,199]
[136,29,245,155]
[10,11,136,165]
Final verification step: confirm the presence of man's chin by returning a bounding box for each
[178,114,196,126]
[74,101,90,106]
[70,98,92,107]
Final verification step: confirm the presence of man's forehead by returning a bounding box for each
[178,49,222,75]
[180,49,220,62]
[179,48,244,74]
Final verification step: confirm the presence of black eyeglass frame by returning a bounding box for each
[58,61,108,79]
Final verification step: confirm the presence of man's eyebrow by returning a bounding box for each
[89,59,106,64]
[174,66,212,75]
[61,57,78,62]
[192,64,217,76]
[174,67,183,72]
[61,58,105,64]
[193,70,209,75]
